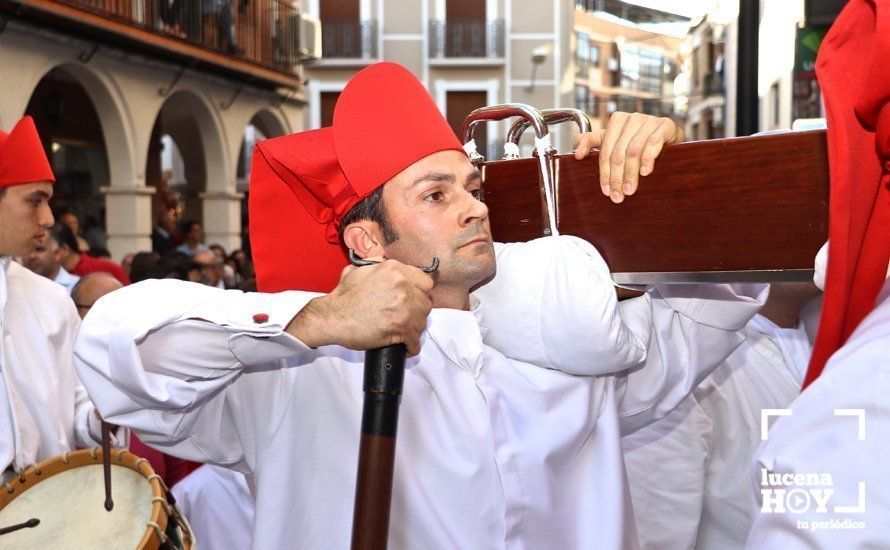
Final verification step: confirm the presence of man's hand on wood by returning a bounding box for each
[287,259,434,356]
[573,112,684,204]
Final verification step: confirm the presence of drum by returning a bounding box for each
[0,448,194,549]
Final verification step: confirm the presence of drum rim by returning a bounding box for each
[0,448,170,550]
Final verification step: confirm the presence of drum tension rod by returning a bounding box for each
[0,518,40,536]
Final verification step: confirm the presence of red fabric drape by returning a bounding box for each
[804,0,890,387]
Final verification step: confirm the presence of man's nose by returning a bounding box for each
[39,204,55,228]
[459,190,489,226]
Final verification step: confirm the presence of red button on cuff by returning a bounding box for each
[252,313,270,323]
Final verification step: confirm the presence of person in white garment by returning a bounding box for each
[23,227,80,294]
[746,274,889,548]
[746,1,890,545]
[621,283,821,549]
[75,63,765,549]
[0,115,118,482]
[172,464,255,550]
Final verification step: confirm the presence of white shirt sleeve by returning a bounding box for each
[474,236,767,435]
[616,283,769,435]
[474,236,647,376]
[75,279,321,470]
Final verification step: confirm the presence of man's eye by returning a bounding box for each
[470,188,485,201]
[424,191,444,202]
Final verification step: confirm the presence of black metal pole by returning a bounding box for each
[737,0,760,136]
[351,344,407,550]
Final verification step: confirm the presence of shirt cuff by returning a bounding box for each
[181,289,322,366]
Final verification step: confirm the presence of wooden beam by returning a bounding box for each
[2,0,302,90]
[481,130,829,283]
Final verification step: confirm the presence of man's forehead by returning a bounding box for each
[396,150,478,186]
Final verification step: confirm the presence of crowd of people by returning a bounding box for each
[25,211,257,296]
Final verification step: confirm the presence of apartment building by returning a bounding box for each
[572,1,684,134]
[683,15,727,140]
[305,0,581,158]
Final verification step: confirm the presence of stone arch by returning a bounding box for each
[19,62,141,258]
[22,62,137,193]
[147,88,231,232]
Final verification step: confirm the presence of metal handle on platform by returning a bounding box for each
[460,103,550,164]
[460,103,560,237]
[505,108,592,159]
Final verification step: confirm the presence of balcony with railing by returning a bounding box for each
[429,20,505,65]
[702,72,725,97]
[317,20,377,62]
[3,0,304,88]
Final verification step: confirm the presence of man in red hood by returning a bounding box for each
[0,116,123,482]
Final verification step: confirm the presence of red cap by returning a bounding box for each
[803,0,890,387]
[0,116,55,187]
[249,63,464,293]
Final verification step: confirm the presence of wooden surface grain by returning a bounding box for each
[482,130,829,278]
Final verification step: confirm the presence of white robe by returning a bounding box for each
[747,280,890,548]
[172,464,255,550]
[622,314,813,549]
[75,236,767,549]
[0,258,105,474]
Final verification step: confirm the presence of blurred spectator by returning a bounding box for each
[176,220,208,256]
[209,243,226,260]
[129,251,160,283]
[23,228,80,294]
[210,243,238,287]
[158,0,185,37]
[58,211,90,252]
[83,213,109,251]
[71,272,123,318]
[204,0,238,54]
[120,253,135,278]
[229,248,254,280]
[52,224,131,285]
[192,249,225,288]
[87,247,112,261]
[158,251,196,281]
[152,209,176,255]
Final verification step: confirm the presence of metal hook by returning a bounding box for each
[348,249,439,273]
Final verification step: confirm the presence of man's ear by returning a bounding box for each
[342,221,384,259]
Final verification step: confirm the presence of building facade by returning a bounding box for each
[304,0,582,159]
[572,2,684,134]
[0,0,307,258]
[682,15,727,140]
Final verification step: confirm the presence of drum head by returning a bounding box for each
[0,463,152,548]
